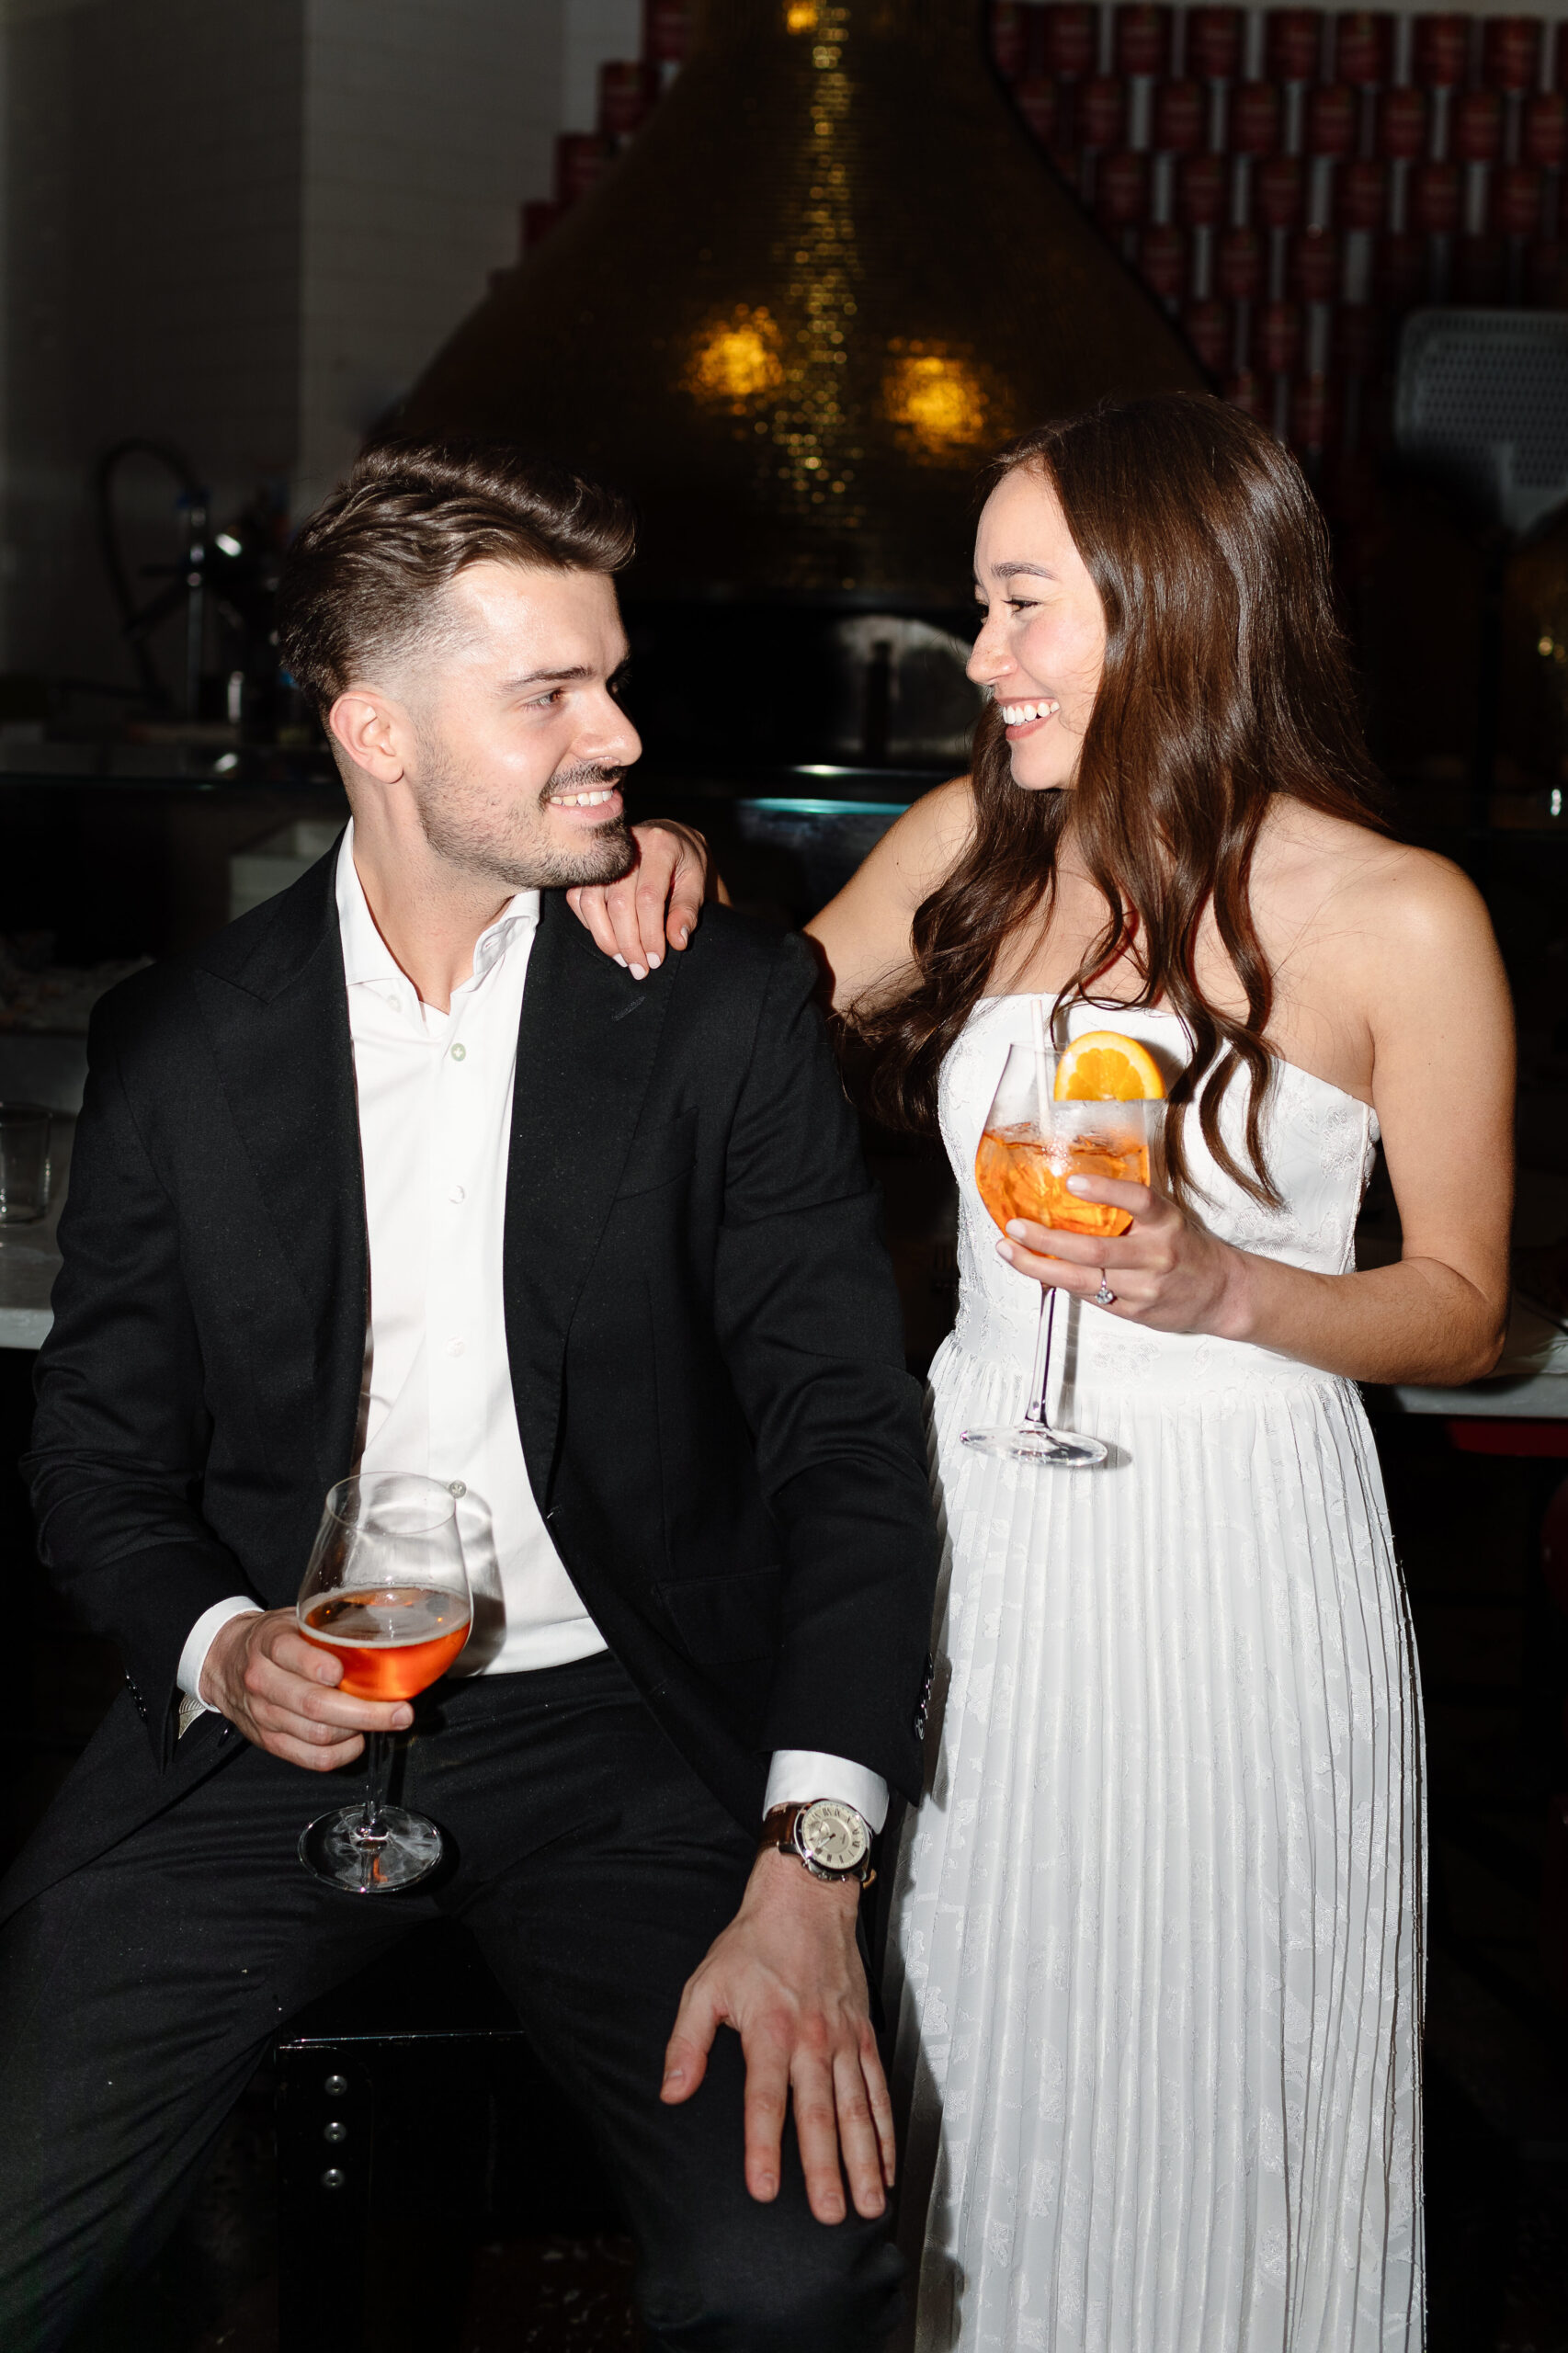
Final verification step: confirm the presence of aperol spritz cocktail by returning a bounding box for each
[961,1042,1164,1469]
[975,1121,1151,1244]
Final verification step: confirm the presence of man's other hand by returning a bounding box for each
[660,1847,894,2225]
[199,1607,412,1769]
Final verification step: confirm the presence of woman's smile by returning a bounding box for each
[997,694,1061,740]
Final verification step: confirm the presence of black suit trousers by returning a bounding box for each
[0,1654,903,2352]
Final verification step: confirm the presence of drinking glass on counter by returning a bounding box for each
[0,1103,52,1224]
[296,1473,472,1894]
[964,1043,1164,1468]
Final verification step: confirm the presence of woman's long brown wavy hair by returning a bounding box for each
[851,392,1387,1209]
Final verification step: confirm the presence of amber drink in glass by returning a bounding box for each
[963,1045,1163,1467]
[296,1473,472,1894]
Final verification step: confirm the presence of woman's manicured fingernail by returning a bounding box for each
[996,1241,1014,1262]
[676,927,689,947]
[612,953,627,968]
[630,962,647,981]
[647,952,662,969]
[1066,1176,1092,1193]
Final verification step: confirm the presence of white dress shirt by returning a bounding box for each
[178,827,887,1830]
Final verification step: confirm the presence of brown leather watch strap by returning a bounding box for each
[758,1801,811,1858]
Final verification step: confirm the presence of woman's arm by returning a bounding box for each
[1002,849,1515,1387]
[804,778,974,1010]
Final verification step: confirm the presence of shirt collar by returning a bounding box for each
[335,820,540,997]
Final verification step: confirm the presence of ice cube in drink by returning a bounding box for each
[975,1124,1149,1240]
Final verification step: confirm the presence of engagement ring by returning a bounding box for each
[1094,1279,1116,1307]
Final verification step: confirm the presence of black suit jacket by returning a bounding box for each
[10,849,937,1917]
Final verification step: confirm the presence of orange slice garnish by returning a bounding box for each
[1053,1030,1166,1102]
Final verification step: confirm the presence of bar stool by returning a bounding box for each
[273,1919,623,2352]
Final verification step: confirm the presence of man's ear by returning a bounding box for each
[326,688,404,782]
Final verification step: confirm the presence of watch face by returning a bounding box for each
[798,1800,869,1873]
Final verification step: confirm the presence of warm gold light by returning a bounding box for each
[883,350,990,457]
[688,307,787,405]
[785,1,818,30]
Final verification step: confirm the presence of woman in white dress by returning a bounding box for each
[572,392,1514,2349]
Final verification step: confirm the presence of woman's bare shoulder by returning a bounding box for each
[1256,801,1490,952]
[1244,800,1506,1097]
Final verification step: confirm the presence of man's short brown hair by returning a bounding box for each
[277,435,637,717]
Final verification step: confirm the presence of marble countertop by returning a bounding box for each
[1390,1291,1568,1421]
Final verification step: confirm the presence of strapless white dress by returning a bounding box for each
[890,994,1423,2352]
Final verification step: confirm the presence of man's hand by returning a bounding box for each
[566,821,712,979]
[661,1847,893,2225]
[199,1607,412,1770]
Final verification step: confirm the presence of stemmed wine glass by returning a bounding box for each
[296,1473,472,1894]
[962,1040,1164,1467]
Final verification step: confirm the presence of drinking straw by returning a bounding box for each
[1031,994,1051,1140]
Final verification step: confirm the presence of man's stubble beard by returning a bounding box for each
[410,746,635,892]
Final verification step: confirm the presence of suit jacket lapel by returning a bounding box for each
[505,891,673,1502]
[192,847,369,1491]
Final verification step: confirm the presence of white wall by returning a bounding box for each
[3,0,306,685]
[0,0,650,684]
[561,0,642,133]
[294,0,564,516]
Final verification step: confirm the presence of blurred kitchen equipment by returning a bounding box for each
[1395,310,1568,540]
[1394,309,1568,831]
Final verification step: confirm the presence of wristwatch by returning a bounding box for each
[759,1798,876,1887]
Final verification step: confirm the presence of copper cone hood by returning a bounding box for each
[402,0,1201,605]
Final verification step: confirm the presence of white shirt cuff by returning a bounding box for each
[177,1597,265,1710]
[765,1750,889,1835]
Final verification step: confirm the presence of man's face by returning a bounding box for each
[376,560,641,891]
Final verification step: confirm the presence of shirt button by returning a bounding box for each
[449,1185,465,1204]
[445,1338,465,1358]
[449,1043,466,1062]
[448,1480,467,1498]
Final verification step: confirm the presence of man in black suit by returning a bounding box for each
[0,438,938,2349]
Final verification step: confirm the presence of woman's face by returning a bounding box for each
[968,465,1107,793]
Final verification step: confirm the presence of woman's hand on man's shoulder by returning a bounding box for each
[563,778,977,1012]
[566,820,714,979]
